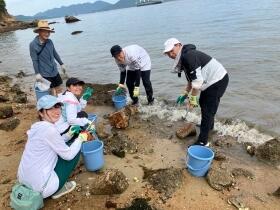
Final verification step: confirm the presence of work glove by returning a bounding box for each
[87,123,96,135]
[35,74,43,82]
[188,95,199,108]
[78,131,90,142]
[115,84,125,95]
[60,64,67,74]
[176,91,188,105]
[133,86,140,97]
[82,87,94,101]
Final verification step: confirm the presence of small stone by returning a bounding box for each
[105,200,117,208]
[0,118,20,131]
[0,105,13,119]
[133,177,139,182]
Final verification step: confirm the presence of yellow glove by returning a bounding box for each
[133,87,140,97]
[78,131,89,142]
[189,95,199,108]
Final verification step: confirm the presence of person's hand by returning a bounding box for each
[82,87,94,101]
[133,87,140,97]
[78,131,89,142]
[60,64,66,74]
[115,84,125,95]
[67,125,81,137]
[188,95,199,110]
[87,123,96,135]
[176,91,188,105]
[35,74,43,82]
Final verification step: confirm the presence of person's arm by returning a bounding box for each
[29,43,40,74]
[66,103,90,126]
[120,70,126,84]
[135,69,141,87]
[45,126,82,160]
[51,41,63,65]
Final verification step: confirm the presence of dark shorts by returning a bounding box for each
[43,73,63,88]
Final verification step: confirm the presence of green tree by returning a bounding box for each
[0,0,6,12]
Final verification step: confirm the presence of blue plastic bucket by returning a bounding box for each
[34,86,49,101]
[187,161,211,177]
[112,95,126,110]
[81,140,104,171]
[187,145,214,169]
[88,113,97,123]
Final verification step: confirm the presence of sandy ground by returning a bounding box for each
[0,77,280,210]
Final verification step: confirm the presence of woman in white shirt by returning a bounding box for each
[17,95,89,199]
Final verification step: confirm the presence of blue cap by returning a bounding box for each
[37,95,63,111]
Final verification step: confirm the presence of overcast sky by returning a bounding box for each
[5,0,119,16]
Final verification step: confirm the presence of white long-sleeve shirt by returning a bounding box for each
[116,45,151,72]
[18,121,82,198]
[55,91,90,133]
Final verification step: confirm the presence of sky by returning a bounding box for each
[5,0,119,16]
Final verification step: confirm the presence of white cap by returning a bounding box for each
[163,38,181,53]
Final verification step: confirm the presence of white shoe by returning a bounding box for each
[52,181,76,199]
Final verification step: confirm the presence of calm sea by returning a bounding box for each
[0,0,280,136]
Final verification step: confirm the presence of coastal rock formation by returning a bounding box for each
[65,15,80,23]
[176,123,196,139]
[0,105,13,119]
[256,138,280,166]
[206,167,234,191]
[71,30,83,35]
[109,110,129,129]
[0,117,20,131]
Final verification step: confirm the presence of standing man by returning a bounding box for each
[30,20,66,96]
[110,44,154,105]
[163,38,229,146]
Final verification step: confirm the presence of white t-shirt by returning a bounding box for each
[17,121,82,198]
[117,45,151,72]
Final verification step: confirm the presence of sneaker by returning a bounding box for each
[52,181,76,199]
[192,141,210,147]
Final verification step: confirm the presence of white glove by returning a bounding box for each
[61,64,66,74]
[35,74,43,82]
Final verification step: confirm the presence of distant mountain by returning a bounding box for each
[14,0,178,21]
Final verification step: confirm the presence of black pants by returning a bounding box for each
[198,74,229,143]
[126,70,153,104]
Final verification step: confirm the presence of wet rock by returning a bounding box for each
[0,105,13,119]
[228,196,249,210]
[71,30,83,35]
[65,15,81,23]
[88,169,129,195]
[206,168,234,191]
[214,150,227,161]
[0,118,20,131]
[105,200,117,208]
[0,75,11,83]
[86,83,117,106]
[96,122,112,139]
[15,70,27,78]
[116,198,153,210]
[244,142,256,156]
[273,187,280,198]
[176,123,196,139]
[109,110,129,129]
[10,84,24,94]
[143,167,183,198]
[13,93,27,103]
[231,168,254,179]
[256,138,280,166]
[212,135,236,147]
[124,105,139,116]
[0,95,9,102]
[112,148,126,158]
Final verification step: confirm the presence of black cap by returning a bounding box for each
[110,45,122,57]
[66,77,85,87]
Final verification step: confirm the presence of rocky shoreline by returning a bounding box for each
[0,75,280,210]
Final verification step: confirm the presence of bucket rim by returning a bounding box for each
[81,140,103,154]
[112,95,126,102]
[187,145,214,161]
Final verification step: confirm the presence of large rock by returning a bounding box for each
[176,123,196,139]
[0,95,9,102]
[0,118,20,131]
[88,169,129,195]
[109,110,129,129]
[206,168,234,191]
[0,105,13,119]
[13,94,27,103]
[273,187,280,198]
[256,138,280,166]
[117,198,153,210]
[96,121,112,139]
[65,16,80,23]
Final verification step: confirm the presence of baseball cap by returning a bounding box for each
[37,95,63,111]
[110,45,122,57]
[163,38,181,53]
[66,77,85,87]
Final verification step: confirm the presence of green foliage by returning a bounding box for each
[0,0,6,12]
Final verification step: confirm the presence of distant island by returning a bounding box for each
[15,0,177,21]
